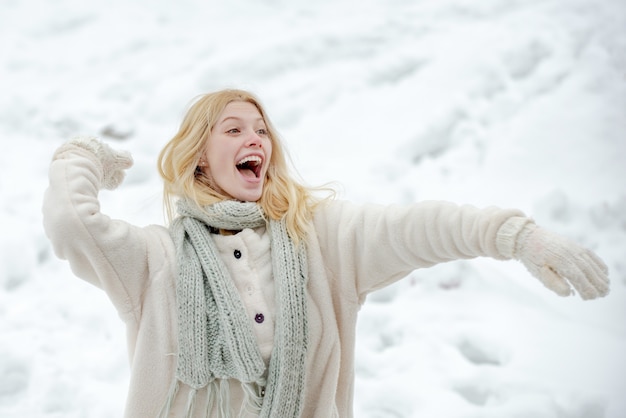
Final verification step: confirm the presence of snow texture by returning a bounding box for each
[1,0,625,417]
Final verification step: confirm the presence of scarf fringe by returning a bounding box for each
[240,381,264,418]
[218,379,231,417]
[184,388,197,418]
[157,379,180,418]
[205,381,216,417]
[157,378,267,418]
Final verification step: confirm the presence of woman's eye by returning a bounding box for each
[257,128,268,135]
[226,128,240,134]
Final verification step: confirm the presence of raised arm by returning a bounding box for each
[42,137,168,319]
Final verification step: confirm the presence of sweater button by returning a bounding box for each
[233,249,241,259]
[254,313,264,324]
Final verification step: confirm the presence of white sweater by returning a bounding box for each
[43,145,528,417]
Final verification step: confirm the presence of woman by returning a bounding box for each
[43,89,609,418]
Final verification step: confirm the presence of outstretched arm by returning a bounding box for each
[314,200,609,303]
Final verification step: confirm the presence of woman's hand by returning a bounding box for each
[56,136,133,190]
[515,223,610,300]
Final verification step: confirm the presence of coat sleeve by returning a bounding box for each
[42,144,168,322]
[313,200,529,303]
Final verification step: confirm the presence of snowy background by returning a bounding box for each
[1,0,625,417]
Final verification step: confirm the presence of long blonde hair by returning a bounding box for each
[158,89,331,242]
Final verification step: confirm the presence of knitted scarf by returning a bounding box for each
[160,199,308,417]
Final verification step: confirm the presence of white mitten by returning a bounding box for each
[515,223,610,300]
[62,136,133,190]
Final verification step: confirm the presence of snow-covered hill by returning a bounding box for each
[1,0,625,416]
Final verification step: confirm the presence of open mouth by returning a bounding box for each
[236,155,263,179]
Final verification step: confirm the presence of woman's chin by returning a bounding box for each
[229,188,263,203]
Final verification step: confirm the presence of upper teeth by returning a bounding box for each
[237,156,262,165]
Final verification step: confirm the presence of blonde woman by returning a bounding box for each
[43,89,609,418]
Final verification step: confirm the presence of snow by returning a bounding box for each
[1,0,625,416]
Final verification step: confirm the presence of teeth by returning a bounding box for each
[236,155,262,166]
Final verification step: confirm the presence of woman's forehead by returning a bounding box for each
[216,101,264,124]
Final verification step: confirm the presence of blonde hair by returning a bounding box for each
[158,89,332,242]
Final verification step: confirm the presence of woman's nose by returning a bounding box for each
[245,131,263,147]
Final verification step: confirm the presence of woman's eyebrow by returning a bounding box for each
[219,116,264,124]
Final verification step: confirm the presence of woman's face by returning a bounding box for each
[201,101,273,202]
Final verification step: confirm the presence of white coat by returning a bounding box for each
[43,145,528,417]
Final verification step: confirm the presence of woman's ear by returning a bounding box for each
[195,159,206,177]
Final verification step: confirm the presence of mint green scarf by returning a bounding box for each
[160,199,308,417]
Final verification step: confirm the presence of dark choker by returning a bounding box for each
[207,226,241,236]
